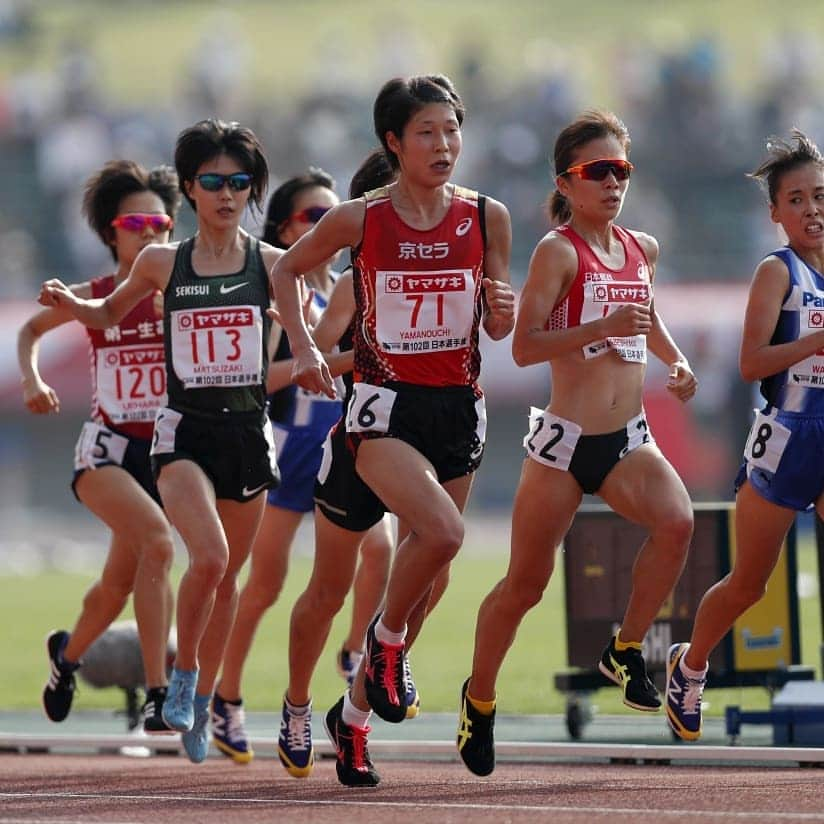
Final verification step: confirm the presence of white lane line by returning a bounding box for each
[2,793,824,821]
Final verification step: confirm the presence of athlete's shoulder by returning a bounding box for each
[257,238,284,269]
[624,227,659,265]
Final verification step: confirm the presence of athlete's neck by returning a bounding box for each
[303,263,335,298]
[788,243,824,276]
[195,226,246,259]
[568,218,617,255]
[391,179,453,229]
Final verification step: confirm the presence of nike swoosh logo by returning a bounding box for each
[220,282,248,295]
[241,481,269,497]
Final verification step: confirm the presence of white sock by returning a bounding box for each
[285,695,311,715]
[375,617,406,646]
[680,657,708,680]
[342,692,372,729]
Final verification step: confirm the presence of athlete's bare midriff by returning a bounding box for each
[547,349,645,433]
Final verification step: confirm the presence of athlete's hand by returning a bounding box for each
[291,345,336,399]
[601,303,652,337]
[666,360,698,402]
[38,278,78,309]
[22,377,60,414]
[482,277,515,339]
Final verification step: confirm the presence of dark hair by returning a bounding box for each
[549,110,631,224]
[373,74,465,170]
[174,118,269,213]
[261,167,336,248]
[749,129,824,204]
[82,160,181,262]
[349,148,396,199]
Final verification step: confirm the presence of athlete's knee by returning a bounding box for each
[726,575,769,611]
[652,505,694,554]
[305,578,349,617]
[417,511,464,560]
[189,549,229,588]
[238,577,282,614]
[137,528,175,571]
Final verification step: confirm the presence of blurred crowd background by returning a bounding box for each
[1,0,823,533]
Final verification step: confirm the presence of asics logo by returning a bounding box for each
[457,709,473,750]
[220,281,248,295]
[610,655,630,685]
[242,481,269,497]
[456,217,472,237]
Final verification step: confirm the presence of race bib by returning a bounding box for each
[74,421,129,471]
[95,343,166,424]
[523,407,582,470]
[580,280,651,363]
[346,382,397,433]
[170,305,263,388]
[374,269,475,355]
[744,408,791,474]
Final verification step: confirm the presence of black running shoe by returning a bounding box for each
[323,696,379,787]
[142,686,175,735]
[598,634,661,711]
[363,614,407,723]
[456,678,496,776]
[42,630,79,723]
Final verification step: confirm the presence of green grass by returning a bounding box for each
[2,532,820,717]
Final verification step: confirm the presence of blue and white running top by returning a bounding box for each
[759,246,824,414]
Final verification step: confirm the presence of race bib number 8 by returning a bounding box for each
[375,269,475,354]
[744,408,791,474]
[170,305,263,388]
[346,383,397,433]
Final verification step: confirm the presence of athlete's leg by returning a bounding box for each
[599,445,694,644]
[468,459,580,700]
[196,494,267,696]
[684,480,794,670]
[217,503,302,700]
[72,465,174,687]
[287,510,365,705]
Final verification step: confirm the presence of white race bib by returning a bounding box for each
[374,269,475,355]
[170,305,263,388]
[580,280,651,363]
[95,343,166,424]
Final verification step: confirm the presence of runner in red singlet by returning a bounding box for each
[272,75,515,786]
[456,110,698,777]
[19,160,180,733]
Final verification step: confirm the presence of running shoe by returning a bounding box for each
[363,614,407,723]
[665,642,706,741]
[142,686,175,735]
[324,696,379,787]
[161,666,199,732]
[278,698,314,777]
[42,630,79,723]
[598,633,661,711]
[212,693,254,764]
[336,646,363,688]
[456,678,495,776]
[404,654,420,719]
[181,693,211,763]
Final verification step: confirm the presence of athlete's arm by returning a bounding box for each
[39,245,173,328]
[271,200,364,397]
[480,198,515,341]
[635,231,698,402]
[18,281,93,414]
[740,255,824,382]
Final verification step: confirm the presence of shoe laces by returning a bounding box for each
[222,702,247,743]
[284,709,311,752]
[345,722,373,771]
[376,644,403,705]
[679,675,706,715]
